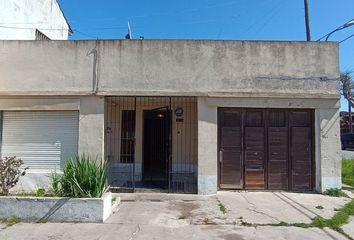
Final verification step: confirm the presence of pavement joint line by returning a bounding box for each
[128,224,141,240]
[273,192,314,219]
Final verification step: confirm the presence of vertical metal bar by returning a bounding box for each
[133,97,136,191]
[168,97,172,192]
[264,109,268,190]
[242,109,245,190]
[287,110,292,191]
[0,111,3,158]
[113,97,117,186]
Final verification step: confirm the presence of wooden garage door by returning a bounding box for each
[218,108,313,191]
[244,110,265,189]
[267,111,288,190]
[219,110,243,189]
[289,111,312,191]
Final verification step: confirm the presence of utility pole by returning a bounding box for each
[304,0,311,41]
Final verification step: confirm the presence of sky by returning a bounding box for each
[58,0,354,110]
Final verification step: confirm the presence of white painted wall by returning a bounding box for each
[0,0,70,40]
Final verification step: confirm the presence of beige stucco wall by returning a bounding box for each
[78,96,105,159]
[315,108,342,192]
[197,96,341,194]
[197,97,218,194]
[0,40,339,99]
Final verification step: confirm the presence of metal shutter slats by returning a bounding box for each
[1,111,78,172]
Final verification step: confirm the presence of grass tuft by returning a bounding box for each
[343,159,354,187]
[323,188,348,198]
[1,216,21,227]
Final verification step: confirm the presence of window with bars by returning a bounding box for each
[35,29,50,40]
[120,110,135,163]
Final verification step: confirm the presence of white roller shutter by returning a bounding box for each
[1,111,78,172]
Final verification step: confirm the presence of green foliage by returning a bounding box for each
[0,156,28,195]
[218,203,227,214]
[1,216,21,227]
[310,200,354,230]
[323,188,348,197]
[343,159,354,187]
[35,188,46,197]
[257,199,354,238]
[36,219,48,224]
[50,155,108,198]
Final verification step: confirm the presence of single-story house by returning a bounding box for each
[0,40,341,194]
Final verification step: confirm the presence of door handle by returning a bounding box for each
[219,151,223,163]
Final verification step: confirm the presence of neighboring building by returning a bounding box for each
[0,40,341,194]
[0,0,72,40]
[340,111,354,134]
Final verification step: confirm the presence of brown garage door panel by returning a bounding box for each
[245,171,265,189]
[268,127,288,190]
[245,127,265,189]
[291,127,312,190]
[220,127,243,188]
[221,150,242,186]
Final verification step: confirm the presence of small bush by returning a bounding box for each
[50,155,108,198]
[0,157,28,195]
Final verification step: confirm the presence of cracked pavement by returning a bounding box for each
[0,191,352,240]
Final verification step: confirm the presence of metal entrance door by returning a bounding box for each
[143,108,171,189]
[105,97,198,194]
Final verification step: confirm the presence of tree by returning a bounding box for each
[340,71,354,132]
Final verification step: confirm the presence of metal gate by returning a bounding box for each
[218,108,314,191]
[105,97,198,193]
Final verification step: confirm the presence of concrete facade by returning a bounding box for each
[0,192,114,223]
[0,40,341,194]
[0,0,71,40]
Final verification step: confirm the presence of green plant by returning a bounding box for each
[1,216,21,227]
[0,156,28,195]
[252,199,354,239]
[343,159,354,187]
[218,203,227,214]
[36,219,48,224]
[36,188,46,197]
[324,188,348,197]
[50,155,108,198]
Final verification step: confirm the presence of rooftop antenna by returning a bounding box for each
[125,21,132,39]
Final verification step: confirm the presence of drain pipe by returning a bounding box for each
[87,40,100,95]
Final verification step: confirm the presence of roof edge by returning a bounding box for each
[55,0,73,35]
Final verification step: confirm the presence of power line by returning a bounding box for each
[0,25,131,31]
[340,34,354,44]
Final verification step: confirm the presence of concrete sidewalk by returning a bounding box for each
[0,191,352,240]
